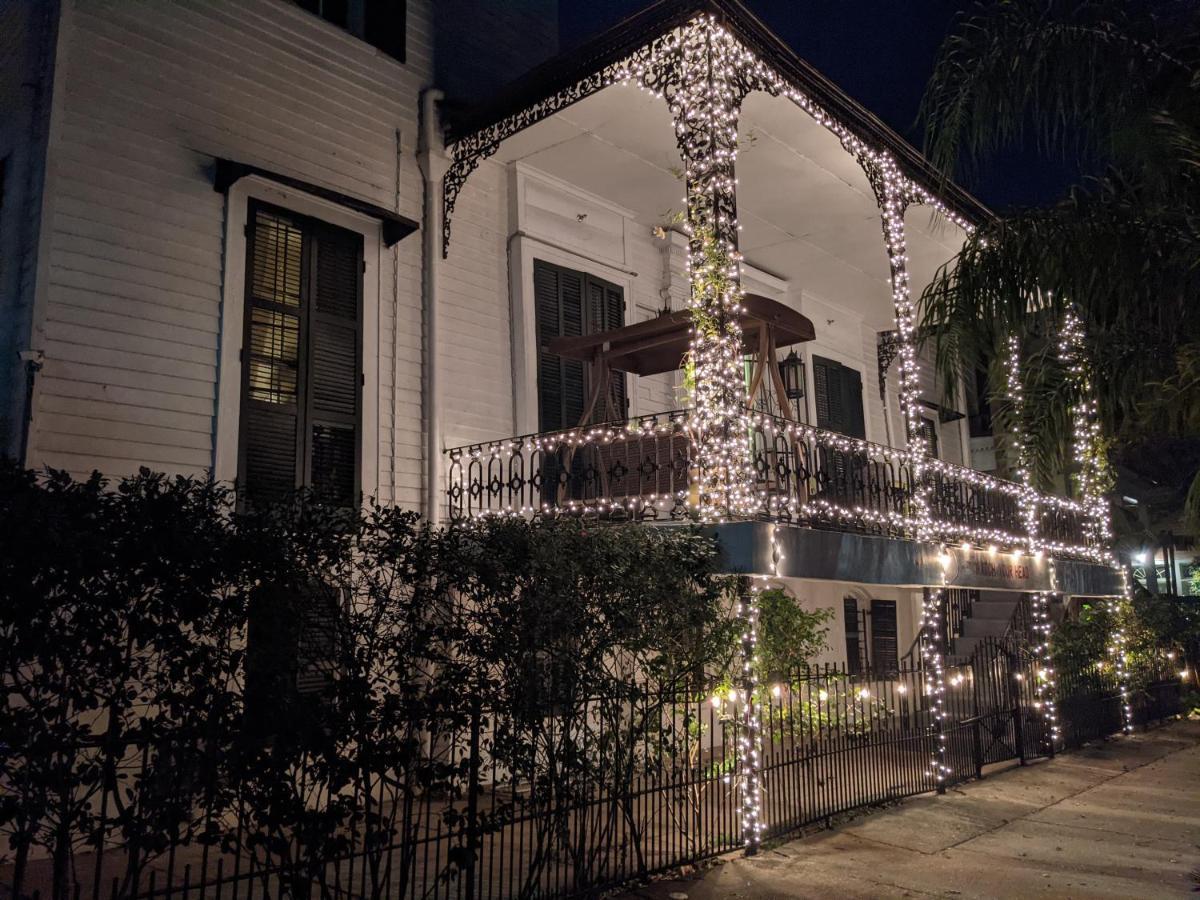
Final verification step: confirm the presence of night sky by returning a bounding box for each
[558,0,1081,211]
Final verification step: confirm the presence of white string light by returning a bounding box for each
[1059,310,1132,733]
[920,585,949,787]
[1003,333,1059,750]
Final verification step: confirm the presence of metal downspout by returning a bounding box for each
[418,90,447,524]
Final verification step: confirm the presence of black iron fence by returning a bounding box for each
[445,411,1101,559]
[6,638,1178,900]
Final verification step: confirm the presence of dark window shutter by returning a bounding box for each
[363,0,406,61]
[870,599,899,677]
[534,260,587,431]
[844,596,862,676]
[841,366,865,439]
[559,269,586,426]
[534,262,563,432]
[239,203,362,507]
[295,583,342,696]
[241,209,305,504]
[813,357,836,431]
[586,274,627,421]
[813,356,865,439]
[307,222,363,506]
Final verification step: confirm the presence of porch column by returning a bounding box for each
[1059,310,1132,732]
[670,19,757,523]
[1004,333,1059,752]
[867,163,933,541]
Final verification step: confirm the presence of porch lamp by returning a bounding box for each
[779,350,805,418]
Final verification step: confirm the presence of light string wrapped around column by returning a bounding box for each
[1003,333,1059,751]
[670,19,759,522]
[1059,310,1132,733]
[920,584,949,789]
[736,579,762,853]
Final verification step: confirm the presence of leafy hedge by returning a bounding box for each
[0,466,767,897]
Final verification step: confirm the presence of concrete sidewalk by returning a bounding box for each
[621,720,1200,899]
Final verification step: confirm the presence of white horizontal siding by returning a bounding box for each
[32,0,431,510]
[440,158,512,449]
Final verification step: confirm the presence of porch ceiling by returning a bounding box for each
[489,83,967,330]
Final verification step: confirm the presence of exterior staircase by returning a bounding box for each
[947,593,1023,665]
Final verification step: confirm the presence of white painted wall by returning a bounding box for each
[776,576,924,669]
[25,0,432,510]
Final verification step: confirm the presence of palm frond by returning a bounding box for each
[921,0,1200,181]
[919,175,1200,483]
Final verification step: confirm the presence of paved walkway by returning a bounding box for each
[621,719,1200,899]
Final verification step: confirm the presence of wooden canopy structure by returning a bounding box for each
[548,293,816,425]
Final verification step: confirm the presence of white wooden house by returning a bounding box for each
[0,0,1121,673]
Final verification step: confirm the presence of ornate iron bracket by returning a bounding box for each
[442,32,683,257]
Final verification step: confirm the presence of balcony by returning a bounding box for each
[444,409,1100,563]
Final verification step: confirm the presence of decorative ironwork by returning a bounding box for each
[442,29,683,256]
[443,410,1100,559]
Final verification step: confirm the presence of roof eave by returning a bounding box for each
[441,0,992,226]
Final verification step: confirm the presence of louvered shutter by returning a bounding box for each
[306,222,363,507]
[870,599,899,677]
[813,357,836,431]
[844,596,862,676]
[364,0,406,61]
[841,366,865,439]
[535,260,586,431]
[241,208,305,504]
[239,203,362,507]
[586,274,627,420]
[813,357,865,439]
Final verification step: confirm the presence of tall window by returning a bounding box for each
[292,0,406,62]
[844,596,864,676]
[870,599,899,678]
[813,356,865,439]
[534,259,626,431]
[239,203,363,507]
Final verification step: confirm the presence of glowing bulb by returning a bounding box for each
[771,684,782,698]
[988,545,998,555]
[711,695,722,708]
[857,688,870,699]
[897,684,907,694]
[960,542,970,552]
[817,689,829,702]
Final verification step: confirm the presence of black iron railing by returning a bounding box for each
[445,411,1102,559]
[9,647,1176,900]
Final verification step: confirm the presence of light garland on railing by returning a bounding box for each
[1059,310,1131,733]
[446,413,1101,558]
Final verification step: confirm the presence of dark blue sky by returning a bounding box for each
[558,0,1079,210]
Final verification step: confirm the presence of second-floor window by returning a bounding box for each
[292,0,406,62]
[813,356,865,439]
[239,203,363,507]
[534,259,626,431]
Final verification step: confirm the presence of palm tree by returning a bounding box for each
[917,0,1200,536]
